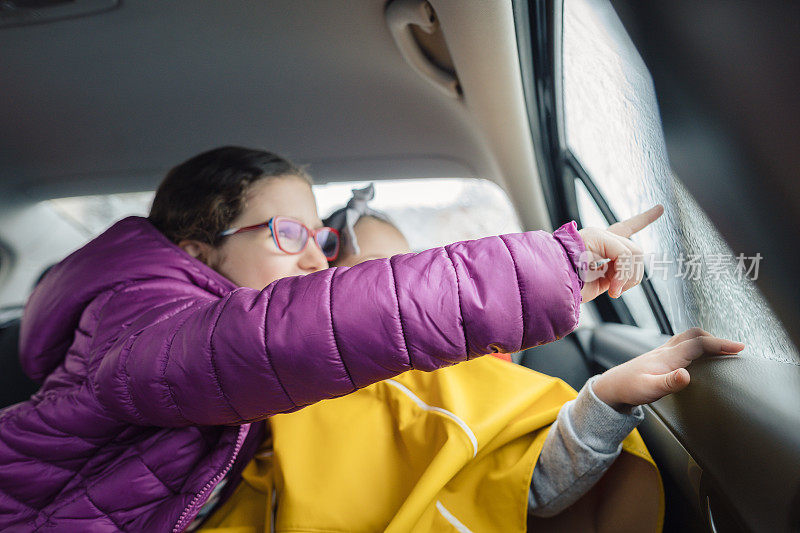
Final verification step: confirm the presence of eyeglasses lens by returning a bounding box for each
[316,229,339,260]
[275,219,307,253]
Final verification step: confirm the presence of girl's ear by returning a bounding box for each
[178,239,216,265]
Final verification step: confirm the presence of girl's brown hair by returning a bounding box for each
[149,146,309,246]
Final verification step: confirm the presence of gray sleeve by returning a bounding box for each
[527,375,645,517]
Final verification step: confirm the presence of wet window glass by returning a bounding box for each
[563,0,798,363]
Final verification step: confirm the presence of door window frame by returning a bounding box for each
[513,0,673,335]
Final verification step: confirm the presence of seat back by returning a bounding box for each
[0,306,40,409]
[517,334,594,392]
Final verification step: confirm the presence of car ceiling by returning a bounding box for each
[0,0,552,233]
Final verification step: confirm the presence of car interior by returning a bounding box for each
[1,1,798,532]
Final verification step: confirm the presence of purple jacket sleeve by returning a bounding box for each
[93,222,585,427]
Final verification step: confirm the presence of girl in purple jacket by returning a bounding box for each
[0,147,744,531]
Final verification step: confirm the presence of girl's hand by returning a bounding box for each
[591,328,746,412]
[578,204,664,303]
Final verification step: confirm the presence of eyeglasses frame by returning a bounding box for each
[219,216,340,261]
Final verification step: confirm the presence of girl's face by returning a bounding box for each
[187,175,329,290]
[334,216,411,267]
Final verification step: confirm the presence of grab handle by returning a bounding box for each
[385,0,461,99]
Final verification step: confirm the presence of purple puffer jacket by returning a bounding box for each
[0,216,585,531]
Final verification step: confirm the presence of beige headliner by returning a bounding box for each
[0,0,551,230]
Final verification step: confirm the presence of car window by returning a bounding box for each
[562,0,799,363]
[574,178,659,332]
[49,192,155,237]
[315,178,522,250]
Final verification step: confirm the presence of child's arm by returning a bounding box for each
[528,327,746,517]
[527,375,644,517]
[92,223,586,427]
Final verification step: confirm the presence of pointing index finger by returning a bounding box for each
[608,204,664,238]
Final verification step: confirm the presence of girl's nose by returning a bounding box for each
[298,240,329,272]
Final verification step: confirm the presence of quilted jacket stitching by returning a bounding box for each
[387,256,413,370]
[0,431,75,474]
[160,310,196,426]
[262,282,297,408]
[31,425,130,530]
[85,286,131,369]
[328,268,356,392]
[551,233,581,326]
[81,484,125,532]
[95,288,199,425]
[208,293,246,423]
[92,283,135,332]
[134,455,179,495]
[85,284,136,391]
[92,285,202,424]
[0,486,38,515]
[119,330,149,425]
[442,246,469,360]
[30,395,114,449]
[498,235,525,353]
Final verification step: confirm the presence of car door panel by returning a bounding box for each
[588,323,800,532]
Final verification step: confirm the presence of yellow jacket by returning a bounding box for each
[201,357,664,532]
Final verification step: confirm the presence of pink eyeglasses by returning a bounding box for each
[220,216,340,261]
